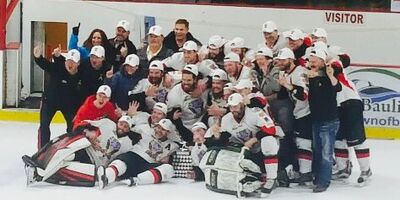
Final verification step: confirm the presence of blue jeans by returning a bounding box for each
[312,118,340,188]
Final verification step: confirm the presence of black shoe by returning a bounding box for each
[277,169,290,187]
[298,172,313,186]
[313,186,328,193]
[332,160,352,179]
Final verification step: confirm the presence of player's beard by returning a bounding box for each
[232,105,245,122]
[149,76,162,86]
[182,82,196,93]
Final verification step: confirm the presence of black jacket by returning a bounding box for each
[163,31,202,53]
[108,37,137,71]
[79,59,112,101]
[34,56,82,109]
[309,71,342,122]
[137,45,174,76]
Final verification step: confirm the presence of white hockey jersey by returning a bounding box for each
[282,66,311,119]
[221,107,276,152]
[228,66,254,85]
[130,126,180,163]
[163,52,186,71]
[129,78,171,110]
[190,143,208,167]
[336,72,361,105]
[257,34,288,56]
[167,83,209,129]
[85,119,132,166]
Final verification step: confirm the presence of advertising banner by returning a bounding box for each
[347,65,400,139]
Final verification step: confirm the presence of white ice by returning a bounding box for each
[1,121,399,200]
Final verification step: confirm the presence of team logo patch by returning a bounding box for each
[188,98,204,117]
[154,89,168,103]
[237,129,252,142]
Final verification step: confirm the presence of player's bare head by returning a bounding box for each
[174,19,189,40]
[182,65,199,93]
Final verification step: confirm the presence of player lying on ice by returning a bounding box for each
[97,118,179,189]
[22,117,141,187]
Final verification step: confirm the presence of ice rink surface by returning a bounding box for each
[1,121,399,200]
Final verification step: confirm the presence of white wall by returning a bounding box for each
[18,0,400,95]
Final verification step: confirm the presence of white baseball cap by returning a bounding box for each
[227,93,243,106]
[309,48,327,61]
[97,85,111,98]
[118,115,133,128]
[229,37,245,49]
[183,64,199,76]
[182,40,198,51]
[65,49,80,63]
[208,35,225,49]
[311,28,328,38]
[123,54,139,67]
[212,68,228,81]
[90,46,105,58]
[234,79,254,90]
[287,29,305,40]
[157,118,173,132]
[149,60,164,71]
[191,122,208,131]
[275,47,295,60]
[262,21,278,33]
[224,52,241,63]
[256,47,273,58]
[148,25,163,36]
[153,102,168,115]
[117,20,130,32]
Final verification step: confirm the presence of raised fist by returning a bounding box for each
[72,23,80,35]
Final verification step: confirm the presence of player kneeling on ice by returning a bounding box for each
[97,118,179,189]
[22,117,141,187]
[202,93,284,197]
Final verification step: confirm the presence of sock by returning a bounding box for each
[137,164,174,185]
[264,155,278,179]
[354,143,370,172]
[296,138,312,174]
[105,160,127,183]
[334,140,349,171]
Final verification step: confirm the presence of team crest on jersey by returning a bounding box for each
[188,98,204,117]
[154,89,168,103]
[236,129,252,142]
[147,140,163,157]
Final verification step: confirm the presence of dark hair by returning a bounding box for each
[83,29,109,49]
[175,19,189,29]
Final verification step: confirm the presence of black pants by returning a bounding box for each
[115,151,160,179]
[38,100,77,148]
